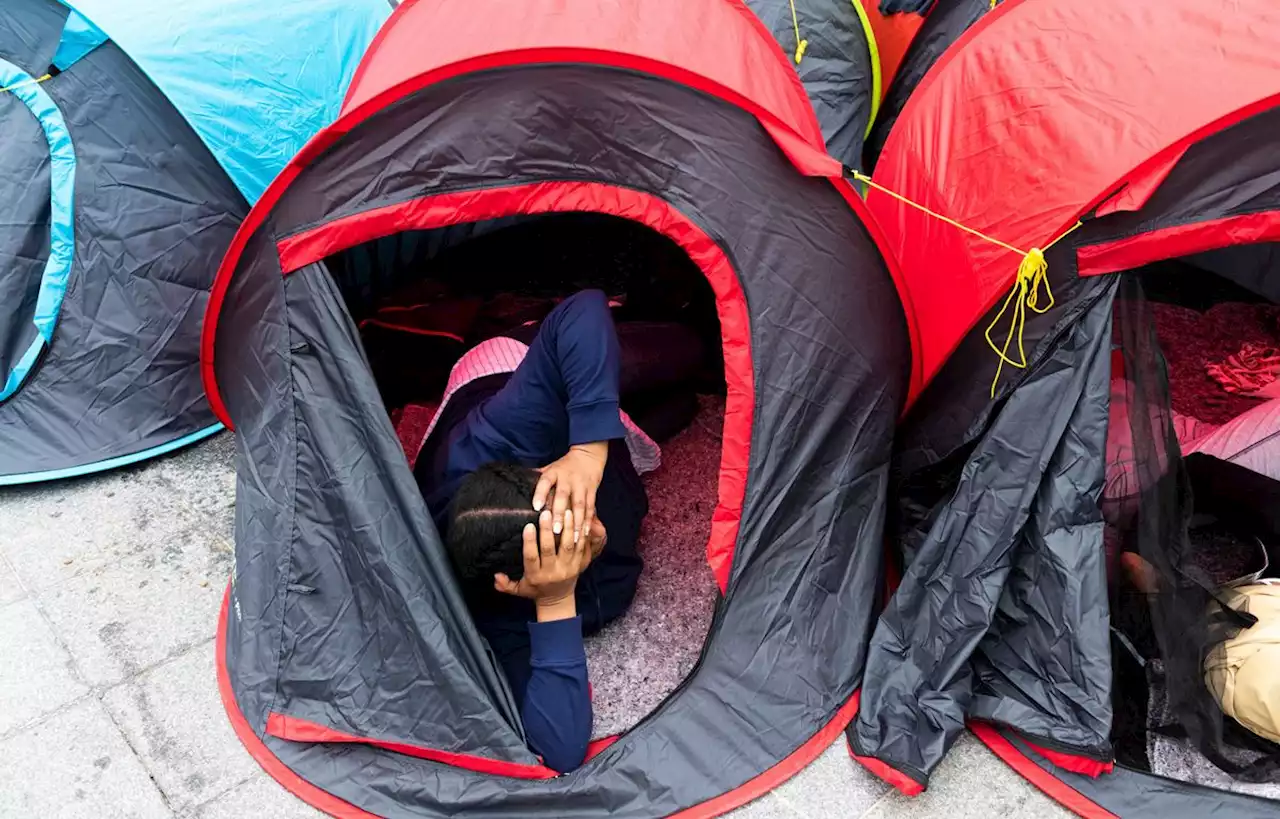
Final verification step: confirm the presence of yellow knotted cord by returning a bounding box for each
[0,73,52,95]
[850,169,1084,397]
[989,0,999,10]
[788,0,809,64]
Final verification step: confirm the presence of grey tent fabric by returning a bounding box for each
[0,90,51,379]
[213,64,909,816]
[745,0,876,169]
[0,0,245,483]
[851,275,1117,784]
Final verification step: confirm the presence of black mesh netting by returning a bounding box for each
[1109,275,1280,781]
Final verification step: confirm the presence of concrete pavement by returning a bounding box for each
[0,433,1070,818]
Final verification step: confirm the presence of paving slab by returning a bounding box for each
[36,528,231,687]
[771,737,889,819]
[0,553,28,607]
[860,733,1072,819]
[102,643,259,814]
[726,791,802,819]
[0,433,235,594]
[193,774,326,819]
[0,598,89,736]
[0,435,1081,819]
[0,698,172,818]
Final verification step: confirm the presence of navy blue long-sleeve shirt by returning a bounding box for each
[414,291,646,772]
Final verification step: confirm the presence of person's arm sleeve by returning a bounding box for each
[545,290,626,445]
[522,616,592,772]
[482,290,627,452]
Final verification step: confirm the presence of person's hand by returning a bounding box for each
[494,509,594,621]
[533,441,607,543]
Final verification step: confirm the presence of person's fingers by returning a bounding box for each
[558,510,575,558]
[538,510,556,561]
[494,573,518,595]
[522,522,540,572]
[532,471,555,512]
[572,481,587,544]
[583,486,597,546]
[551,481,570,535]
[577,527,594,572]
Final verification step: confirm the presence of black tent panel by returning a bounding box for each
[0,0,66,74]
[214,64,909,817]
[1082,106,1280,249]
[0,6,247,482]
[851,277,1118,787]
[745,0,876,169]
[0,90,51,380]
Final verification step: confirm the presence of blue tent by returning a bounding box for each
[0,0,390,483]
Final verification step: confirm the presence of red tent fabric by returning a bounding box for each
[874,0,1280,403]
[342,0,839,177]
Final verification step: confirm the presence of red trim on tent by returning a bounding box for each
[273,181,753,593]
[215,588,380,819]
[265,713,559,780]
[343,0,825,152]
[870,0,1280,404]
[668,690,865,819]
[585,735,621,762]
[218,586,866,817]
[1077,211,1280,277]
[968,723,1118,819]
[847,741,925,796]
[201,11,850,426]
[1020,740,1113,779]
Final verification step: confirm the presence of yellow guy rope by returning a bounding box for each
[788,0,809,64]
[849,170,1084,397]
[0,74,51,95]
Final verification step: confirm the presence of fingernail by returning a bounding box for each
[553,520,562,534]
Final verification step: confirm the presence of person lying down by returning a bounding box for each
[413,289,699,772]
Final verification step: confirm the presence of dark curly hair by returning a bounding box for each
[446,462,544,588]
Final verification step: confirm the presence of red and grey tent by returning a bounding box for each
[202,0,912,815]
[851,0,1280,816]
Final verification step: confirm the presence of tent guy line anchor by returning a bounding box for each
[848,168,1082,396]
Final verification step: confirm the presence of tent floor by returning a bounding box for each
[584,395,722,737]
[1145,660,1280,799]
[395,393,723,737]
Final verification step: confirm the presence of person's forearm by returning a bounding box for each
[545,292,626,445]
[524,616,592,772]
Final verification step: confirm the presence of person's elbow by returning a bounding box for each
[526,705,592,773]
[540,731,591,774]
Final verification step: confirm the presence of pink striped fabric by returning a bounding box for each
[414,337,662,473]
